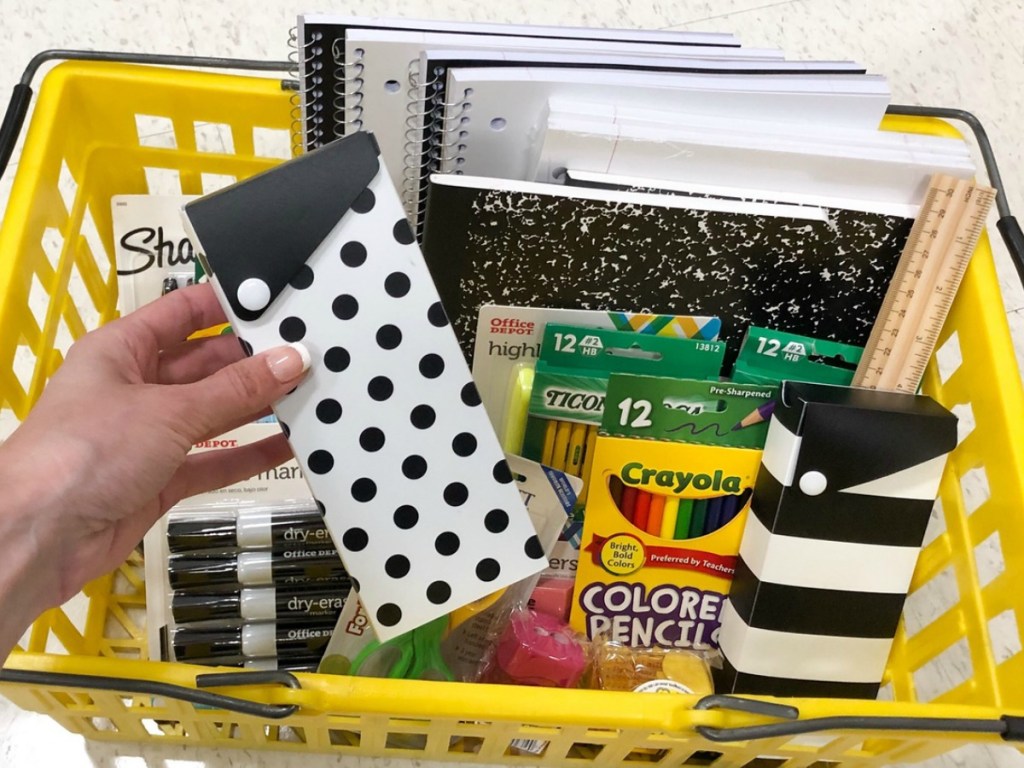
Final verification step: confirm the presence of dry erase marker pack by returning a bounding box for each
[182,132,544,640]
[472,305,722,445]
[569,374,764,650]
[732,326,863,387]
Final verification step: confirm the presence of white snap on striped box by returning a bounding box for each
[182,132,544,640]
[718,381,957,698]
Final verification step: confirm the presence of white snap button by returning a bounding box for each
[237,278,271,312]
[799,471,828,496]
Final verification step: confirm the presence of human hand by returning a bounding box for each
[0,283,308,657]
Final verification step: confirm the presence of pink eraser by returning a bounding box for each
[494,609,587,688]
[528,577,574,622]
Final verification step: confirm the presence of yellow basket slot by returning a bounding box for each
[2,61,1024,765]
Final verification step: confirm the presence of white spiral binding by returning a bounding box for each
[332,40,365,140]
[288,27,325,154]
[403,71,472,231]
[401,58,443,220]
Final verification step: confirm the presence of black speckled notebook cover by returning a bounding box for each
[421,177,911,369]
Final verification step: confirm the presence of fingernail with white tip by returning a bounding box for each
[267,343,311,382]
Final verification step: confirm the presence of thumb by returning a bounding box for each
[178,342,310,442]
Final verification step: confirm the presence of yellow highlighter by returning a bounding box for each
[501,365,534,454]
[660,496,680,539]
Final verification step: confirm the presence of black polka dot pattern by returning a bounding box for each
[419,353,444,379]
[238,338,253,357]
[385,272,411,298]
[426,581,451,604]
[343,528,368,552]
[452,433,477,457]
[385,554,410,578]
[235,174,546,637]
[485,509,509,533]
[435,532,460,556]
[279,421,290,438]
[368,376,394,401]
[444,482,468,507]
[402,455,427,479]
[351,477,377,502]
[340,241,367,267]
[525,535,544,560]
[394,505,418,529]
[308,450,334,474]
[410,404,435,429]
[393,218,415,244]
[316,398,342,424]
[476,558,500,582]
[427,301,448,327]
[352,188,376,213]
[359,427,385,452]
[377,603,402,627]
[279,316,306,342]
[289,265,314,290]
[324,346,350,372]
[461,382,482,406]
[493,460,514,484]
[333,294,359,320]
[376,324,402,350]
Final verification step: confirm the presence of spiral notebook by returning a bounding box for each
[403,49,868,228]
[293,14,740,151]
[530,114,975,207]
[431,67,890,184]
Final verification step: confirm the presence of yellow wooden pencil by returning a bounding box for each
[578,425,599,505]
[551,420,573,471]
[566,422,589,476]
[660,497,680,539]
[541,420,558,465]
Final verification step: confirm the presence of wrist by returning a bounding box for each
[0,441,62,661]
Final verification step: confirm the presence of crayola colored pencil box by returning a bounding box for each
[569,374,765,651]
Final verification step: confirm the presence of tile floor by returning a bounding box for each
[0,1,1023,766]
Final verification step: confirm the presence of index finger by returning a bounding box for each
[125,282,228,349]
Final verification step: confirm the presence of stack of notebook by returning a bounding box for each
[292,13,974,361]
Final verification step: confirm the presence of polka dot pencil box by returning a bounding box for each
[181,132,545,641]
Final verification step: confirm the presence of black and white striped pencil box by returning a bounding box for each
[718,381,957,698]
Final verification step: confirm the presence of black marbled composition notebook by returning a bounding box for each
[421,175,912,367]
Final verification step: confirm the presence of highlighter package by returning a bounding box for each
[522,325,726,555]
[569,373,765,651]
[472,305,722,447]
[732,326,862,386]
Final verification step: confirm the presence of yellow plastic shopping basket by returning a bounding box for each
[2,56,1024,767]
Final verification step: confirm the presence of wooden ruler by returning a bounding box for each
[853,174,996,392]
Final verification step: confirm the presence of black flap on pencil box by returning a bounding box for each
[184,131,381,321]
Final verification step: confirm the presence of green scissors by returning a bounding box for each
[349,615,454,681]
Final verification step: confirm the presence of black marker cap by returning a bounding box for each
[168,552,240,589]
[173,627,243,659]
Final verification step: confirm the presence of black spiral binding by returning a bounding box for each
[288,27,326,153]
[332,39,365,141]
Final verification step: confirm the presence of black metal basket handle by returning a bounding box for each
[0,666,301,719]
[0,50,293,181]
[695,694,1024,744]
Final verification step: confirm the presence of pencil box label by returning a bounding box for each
[603,374,778,449]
